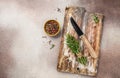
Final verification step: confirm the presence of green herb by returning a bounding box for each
[93,15,99,23]
[50,44,55,49]
[77,56,87,65]
[66,34,87,65]
[66,34,80,54]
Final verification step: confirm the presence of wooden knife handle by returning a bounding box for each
[80,35,97,58]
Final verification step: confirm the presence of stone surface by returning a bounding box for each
[0,0,120,78]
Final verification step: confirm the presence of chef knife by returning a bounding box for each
[70,17,97,58]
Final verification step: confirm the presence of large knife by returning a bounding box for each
[70,17,97,58]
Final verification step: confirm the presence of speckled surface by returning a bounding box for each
[0,0,120,78]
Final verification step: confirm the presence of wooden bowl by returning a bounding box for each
[44,20,60,37]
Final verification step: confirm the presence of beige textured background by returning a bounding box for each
[0,0,120,78]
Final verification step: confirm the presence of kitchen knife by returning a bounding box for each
[70,17,97,58]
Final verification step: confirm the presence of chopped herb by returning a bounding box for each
[50,44,55,49]
[57,8,61,13]
[93,15,99,23]
[66,34,80,54]
[77,56,87,65]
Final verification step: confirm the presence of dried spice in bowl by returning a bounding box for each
[44,20,60,36]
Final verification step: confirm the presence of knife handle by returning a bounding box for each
[80,35,97,58]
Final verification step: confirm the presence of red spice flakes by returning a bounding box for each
[44,20,60,36]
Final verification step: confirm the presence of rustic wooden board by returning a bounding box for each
[57,7,103,76]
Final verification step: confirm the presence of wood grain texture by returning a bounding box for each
[80,35,97,58]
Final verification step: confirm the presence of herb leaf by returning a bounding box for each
[66,34,87,65]
[50,44,55,49]
[93,15,99,23]
[77,56,87,65]
[66,34,80,54]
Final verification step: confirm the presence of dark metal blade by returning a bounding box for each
[70,17,83,36]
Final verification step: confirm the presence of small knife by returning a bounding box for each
[70,17,97,58]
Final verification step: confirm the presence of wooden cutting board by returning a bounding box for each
[57,7,104,76]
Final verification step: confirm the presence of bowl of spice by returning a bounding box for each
[44,20,60,36]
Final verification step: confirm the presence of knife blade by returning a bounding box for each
[70,17,97,58]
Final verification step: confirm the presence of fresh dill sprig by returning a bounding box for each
[66,34,87,65]
[66,34,80,54]
[93,15,99,23]
[77,56,87,65]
